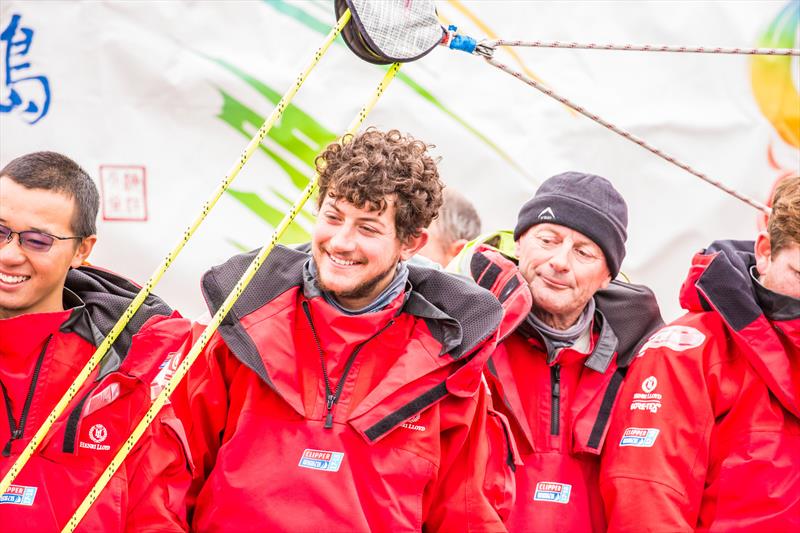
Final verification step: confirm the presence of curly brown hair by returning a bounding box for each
[768,176,800,253]
[314,129,444,241]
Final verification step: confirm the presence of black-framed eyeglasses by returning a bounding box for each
[0,223,84,253]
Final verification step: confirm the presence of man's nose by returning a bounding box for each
[0,235,27,266]
[547,243,571,271]
[328,224,357,252]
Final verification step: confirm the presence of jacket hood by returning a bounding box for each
[201,245,504,442]
[62,265,174,370]
[680,239,800,418]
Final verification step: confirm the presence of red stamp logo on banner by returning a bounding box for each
[99,165,148,221]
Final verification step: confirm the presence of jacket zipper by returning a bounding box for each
[550,364,561,436]
[302,301,394,429]
[1,335,52,457]
[62,386,99,453]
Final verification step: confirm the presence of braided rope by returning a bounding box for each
[485,56,770,213]
[486,39,800,56]
[0,9,352,498]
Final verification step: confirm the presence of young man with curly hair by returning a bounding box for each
[174,129,516,531]
[601,176,800,531]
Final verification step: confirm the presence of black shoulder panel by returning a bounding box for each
[594,279,665,367]
[200,245,307,386]
[201,245,307,320]
[64,266,172,360]
[407,265,503,359]
[696,242,761,332]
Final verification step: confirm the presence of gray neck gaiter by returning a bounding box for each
[527,297,595,353]
[304,259,409,316]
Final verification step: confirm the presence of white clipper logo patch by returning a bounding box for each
[0,485,37,506]
[298,449,344,472]
[619,427,660,447]
[630,376,662,413]
[533,481,572,504]
[638,325,706,357]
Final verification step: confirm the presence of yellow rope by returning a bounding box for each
[62,62,402,533]
[0,9,351,498]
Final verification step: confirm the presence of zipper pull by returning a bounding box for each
[1,432,19,457]
[324,394,335,429]
[552,366,561,398]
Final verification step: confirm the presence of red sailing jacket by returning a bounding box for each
[172,245,517,532]
[601,240,800,532]
[469,246,663,532]
[0,265,192,532]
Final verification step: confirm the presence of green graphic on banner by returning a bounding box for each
[211,1,529,248]
[213,58,338,245]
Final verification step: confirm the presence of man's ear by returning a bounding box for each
[754,231,772,276]
[70,235,97,269]
[399,229,429,261]
[448,238,469,260]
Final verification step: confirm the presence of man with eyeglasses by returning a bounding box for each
[0,152,191,530]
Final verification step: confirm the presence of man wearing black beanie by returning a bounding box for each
[466,171,663,532]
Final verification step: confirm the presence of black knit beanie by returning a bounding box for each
[513,172,628,277]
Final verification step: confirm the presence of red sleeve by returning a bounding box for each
[123,407,193,532]
[422,383,516,532]
[600,322,715,532]
[169,324,235,517]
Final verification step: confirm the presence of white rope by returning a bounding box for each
[485,39,800,56]
[485,56,771,214]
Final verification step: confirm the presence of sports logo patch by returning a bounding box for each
[619,427,660,447]
[630,376,663,413]
[298,449,344,472]
[533,481,571,504]
[641,376,658,393]
[637,326,706,356]
[0,484,37,506]
[80,424,111,451]
[538,207,555,220]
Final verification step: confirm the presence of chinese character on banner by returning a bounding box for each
[0,13,51,125]
[100,166,148,221]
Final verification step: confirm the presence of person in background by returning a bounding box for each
[462,171,663,532]
[0,151,191,531]
[174,129,516,531]
[416,188,482,268]
[601,176,800,532]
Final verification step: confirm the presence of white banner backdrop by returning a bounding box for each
[1,0,797,321]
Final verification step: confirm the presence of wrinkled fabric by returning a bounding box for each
[601,240,800,532]
[468,247,636,533]
[0,302,192,532]
[173,246,513,532]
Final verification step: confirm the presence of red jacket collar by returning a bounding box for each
[681,239,800,417]
[0,309,72,365]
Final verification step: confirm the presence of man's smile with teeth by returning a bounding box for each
[328,254,359,266]
[0,272,29,284]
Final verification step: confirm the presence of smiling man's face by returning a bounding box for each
[312,196,423,310]
[0,176,95,319]
[516,223,611,329]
